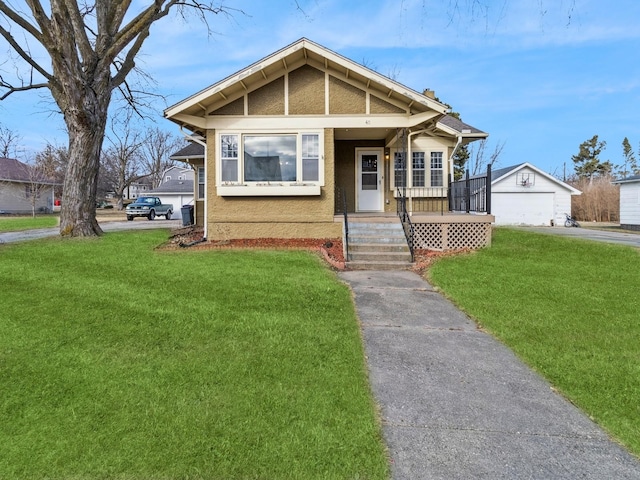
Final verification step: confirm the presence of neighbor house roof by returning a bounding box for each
[612,174,640,184]
[150,179,194,194]
[487,162,581,195]
[0,157,58,184]
[170,142,205,160]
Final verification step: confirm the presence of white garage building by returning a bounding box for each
[148,166,194,221]
[612,175,640,231]
[488,163,581,226]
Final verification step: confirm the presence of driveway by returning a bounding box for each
[512,225,640,248]
[0,219,178,244]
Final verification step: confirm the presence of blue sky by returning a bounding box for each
[1,0,640,177]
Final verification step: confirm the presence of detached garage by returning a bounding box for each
[612,175,640,231]
[488,163,581,226]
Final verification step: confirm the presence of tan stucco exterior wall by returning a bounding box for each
[204,128,341,240]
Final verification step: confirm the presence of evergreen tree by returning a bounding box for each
[572,135,608,181]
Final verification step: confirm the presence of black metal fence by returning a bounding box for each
[449,165,492,214]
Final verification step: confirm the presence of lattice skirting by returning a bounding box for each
[412,221,492,251]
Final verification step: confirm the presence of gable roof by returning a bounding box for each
[489,162,581,194]
[150,179,194,194]
[612,174,640,185]
[0,157,58,184]
[170,142,205,160]
[165,38,449,124]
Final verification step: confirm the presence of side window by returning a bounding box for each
[431,152,443,187]
[301,134,319,182]
[412,152,425,187]
[394,152,406,188]
[197,167,205,199]
[221,134,239,182]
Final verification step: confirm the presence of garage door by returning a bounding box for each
[492,192,555,226]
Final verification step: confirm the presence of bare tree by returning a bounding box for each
[0,1,237,236]
[100,125,144,211]
[34,143,69,200]
[140,128,186,188]
[0,123,22,158]
[468,139,505,175]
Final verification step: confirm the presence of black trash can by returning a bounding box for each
[181,205,194,226]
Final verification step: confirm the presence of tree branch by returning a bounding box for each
[0,24,53,82]
[0,75,49,100]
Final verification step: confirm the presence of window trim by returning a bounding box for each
[216,130,324,196]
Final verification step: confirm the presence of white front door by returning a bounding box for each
[356,149,383,212]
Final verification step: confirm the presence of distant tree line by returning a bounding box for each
[0,122,186,211]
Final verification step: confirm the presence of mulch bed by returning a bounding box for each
[159,226,472,272]
[158,226,346,269]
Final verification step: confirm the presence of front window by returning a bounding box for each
[218,132,322,194]
[431,152,443,187]
[302,134,319,182]
[244,135,296,182]
[221,134,238,182]
[394,152,406,188]
[412,152,425,187]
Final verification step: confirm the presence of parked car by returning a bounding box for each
[125,196,173,221]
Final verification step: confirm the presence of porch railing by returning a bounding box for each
[335,185,350,261]
[396,195,415,261]
[393,187,448,214]
[449,165,492,214]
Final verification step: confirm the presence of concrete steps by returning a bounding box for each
[346,221,413,270]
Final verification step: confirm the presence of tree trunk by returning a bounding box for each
[59,102,109,237]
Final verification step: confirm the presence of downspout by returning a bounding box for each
[180,125,208,239]
[449,134,463,212]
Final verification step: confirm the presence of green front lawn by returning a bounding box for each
[0,215,58,232]
[429,228,640,457]
[0,231,389,479]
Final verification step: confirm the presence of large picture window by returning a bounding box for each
[217,131,322,195]
[244,135,296,182]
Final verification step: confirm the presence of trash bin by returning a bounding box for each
[181,205,194,226]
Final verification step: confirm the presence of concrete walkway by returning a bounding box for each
[339,270,640,479]
[0,219,178,244]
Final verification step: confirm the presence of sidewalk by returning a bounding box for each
[0,219,177,244]
[339,270,640,479]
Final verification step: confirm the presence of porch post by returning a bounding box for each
[465,169,470,214]
[486,163,492,214]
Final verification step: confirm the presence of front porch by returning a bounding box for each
[335,210,494,269]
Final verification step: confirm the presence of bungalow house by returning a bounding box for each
[0,157,58,214]
[612,175,640,231]
[164,38,491,257]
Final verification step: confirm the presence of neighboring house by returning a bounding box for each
[612,175,640,230]
[148,166,195,220]
[124,176,153,200]
[164,38,488,241]
[0,157,58,214]
[487,162,581,226]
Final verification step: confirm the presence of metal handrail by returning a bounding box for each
[397,195,415,262]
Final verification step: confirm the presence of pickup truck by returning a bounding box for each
[125,196,173,221]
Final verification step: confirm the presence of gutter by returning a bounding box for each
[180,126,208,240]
